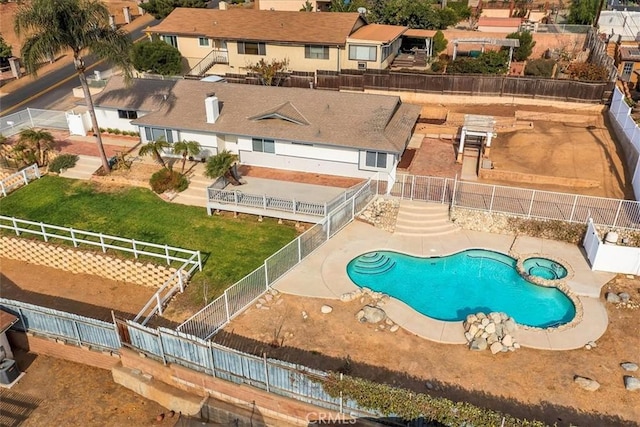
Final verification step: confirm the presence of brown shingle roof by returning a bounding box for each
[619,45,640,61]
[349,24,407,42]
[0,310,18,333]
[97,77,420,154]
[150,8,365,45]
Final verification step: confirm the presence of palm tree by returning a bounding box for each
[138,137,170,168]
[172,140,202,173]
[17,129,55,166]
[204,150,239,183]
[15,0,133,174]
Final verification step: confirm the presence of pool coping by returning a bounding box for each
[273,221,614,351]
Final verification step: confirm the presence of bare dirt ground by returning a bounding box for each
[217,278,640,426]
[412,104,632,199]
[0,351,176,427]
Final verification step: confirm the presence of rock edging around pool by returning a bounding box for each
[511,251,583,333]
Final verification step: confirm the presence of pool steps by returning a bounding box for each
[394,201,458,237]
[351,252,397,274]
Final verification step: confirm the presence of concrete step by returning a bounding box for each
[394,200,458,237]
[59,155,102,180]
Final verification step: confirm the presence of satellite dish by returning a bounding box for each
[357,7,367,14]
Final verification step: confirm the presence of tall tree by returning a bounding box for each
[432,30,448,56]
[132,39,183,76]
[138,137,171,168]
[172,139,202,173]
[0,35,12,59]
[15,0,133,174]
[504,31,536,62]
[567,0,599,25]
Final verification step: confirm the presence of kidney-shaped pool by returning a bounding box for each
[346,249,575,328]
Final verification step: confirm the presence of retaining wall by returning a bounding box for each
[0,237,175,287]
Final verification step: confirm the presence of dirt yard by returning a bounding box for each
[218,278,640,426]
[0,351,176,427]
[412,104,632,200]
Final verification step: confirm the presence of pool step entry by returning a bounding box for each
[394,200,459,237]
[351,252,397,275]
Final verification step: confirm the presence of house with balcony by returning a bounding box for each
[90,76,420,180]
[148,8,407,78]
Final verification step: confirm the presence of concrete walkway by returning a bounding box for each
[273,220,614,350]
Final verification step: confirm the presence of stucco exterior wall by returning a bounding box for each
[477,25,521,33]
[481,9,512,18]
[178,130,219,159]
[95,108,142,133]
[257,0,320,11]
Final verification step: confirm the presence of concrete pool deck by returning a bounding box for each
[273,221,615,351]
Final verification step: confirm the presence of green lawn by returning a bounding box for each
[0,176,298,306]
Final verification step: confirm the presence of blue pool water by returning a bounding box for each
[523,257,568,280]
[346,249,576,328]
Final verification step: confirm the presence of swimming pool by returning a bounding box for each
[346,249,576,328]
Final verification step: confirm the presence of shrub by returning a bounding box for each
[112,128,122,135]
[131,39,183,76]
[149,167,189,193]
[506,218,587,244]
[566,62,609,81]
[106,128,115,134]
[431,60,445,73]
[99,127,106,133]
[524,58,556,77]
[48,154,79,173]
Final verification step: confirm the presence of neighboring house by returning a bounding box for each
[255,0,331,12]
[617,44,640,88]
[476,17,522,33]
[91,77,420,180]
[148,8,406,76]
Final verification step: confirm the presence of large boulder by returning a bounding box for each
[359,305,386,323]
[624,376,640,391]
[574,376,600,391]
[606,292,621,303]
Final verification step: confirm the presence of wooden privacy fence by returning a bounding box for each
[316,70,613,104]
[382,174,640,230]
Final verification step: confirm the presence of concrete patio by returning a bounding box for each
[273,220,615,351]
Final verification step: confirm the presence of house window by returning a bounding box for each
[252,137,275,153]
[117,110,137,119]
[365,151,387,169]
[161,35,177,48]
[198,37,210,47]
[381,44,393,62]
[238,41,266,55]
[349,45,377,61]
[305,45,329,60]
[144,127,174,143]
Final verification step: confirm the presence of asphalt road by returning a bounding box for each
[0,21,157,116]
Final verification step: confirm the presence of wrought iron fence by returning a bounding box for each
[179,176,376,339]
[0,164,41,197]
[381,174,640,230]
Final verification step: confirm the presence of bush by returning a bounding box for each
[131,39,183,76]
[48,154,79,173]
[524,58,556,77]
[149,167,189,194]
[566,62,609,81]
[431,60,445,73]
[112,128,122,135]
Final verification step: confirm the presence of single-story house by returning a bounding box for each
[91,77,420,180]
[148,8,407,76]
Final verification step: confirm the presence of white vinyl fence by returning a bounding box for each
[0,164,40,196]
[178,177,377,339]
[0,108,68,137]
[0,215,202,268]
[609,87,640,200]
